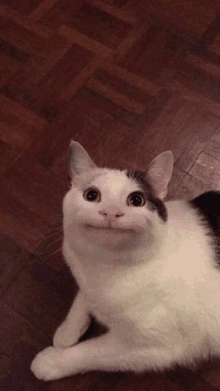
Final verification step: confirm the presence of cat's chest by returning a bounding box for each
[65,244,164,320]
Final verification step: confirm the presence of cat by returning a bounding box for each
[31,140,220,381]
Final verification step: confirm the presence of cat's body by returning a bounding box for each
[31,141,220,381]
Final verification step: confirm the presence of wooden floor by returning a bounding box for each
[1,0,220,389]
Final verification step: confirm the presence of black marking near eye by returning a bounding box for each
[126,169,167,222]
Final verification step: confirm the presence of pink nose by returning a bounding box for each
[99,206,124,221]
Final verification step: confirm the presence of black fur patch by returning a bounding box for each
[126,169,168,222]
[189,191,220,267]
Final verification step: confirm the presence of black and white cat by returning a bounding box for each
[31,140,220,381]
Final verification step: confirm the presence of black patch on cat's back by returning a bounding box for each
[126,169,168,222]
[189,191,220,266]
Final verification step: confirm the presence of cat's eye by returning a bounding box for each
[127,192,146,207]
[84,188,101,202]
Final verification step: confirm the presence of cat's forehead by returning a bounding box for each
[98,171,140,191]
[88,169,141,192]
[80,169,145,194]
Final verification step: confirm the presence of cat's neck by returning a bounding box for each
[63,239,154,282]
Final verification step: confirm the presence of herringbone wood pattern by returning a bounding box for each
[1,0,220,389]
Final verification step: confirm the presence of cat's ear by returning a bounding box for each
[147,151,174,200]
[68,140,97,178]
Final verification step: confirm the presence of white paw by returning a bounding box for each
[30,346,66,381]
[53,322,78,349]
[53,319,90,349]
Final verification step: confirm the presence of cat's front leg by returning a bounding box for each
[31,333,124,381]
[53,290,90,349]
[31,331,177,381]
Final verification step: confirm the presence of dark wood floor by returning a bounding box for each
[1,0,220,389]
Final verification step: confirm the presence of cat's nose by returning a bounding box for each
[99,207,124,221]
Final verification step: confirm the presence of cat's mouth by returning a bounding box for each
[84,223,134,233]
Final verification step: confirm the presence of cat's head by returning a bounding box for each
[63,141,173,252]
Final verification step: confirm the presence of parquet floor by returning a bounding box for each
[1,0,220,389]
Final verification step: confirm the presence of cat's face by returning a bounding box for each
[64,169,163,251]
[63,141,173,252]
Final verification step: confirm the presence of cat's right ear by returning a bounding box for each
[68,140,97,178]
[147,151,174,200]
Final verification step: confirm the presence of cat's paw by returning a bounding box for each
[53,319,90,349]
[53,321,79,349]
[30,347,67,381]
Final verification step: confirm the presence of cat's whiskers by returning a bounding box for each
[35,241,63,263]
[37,227,63,242]
[37,211,63,228]
[39,236,63,249]
[35,225,63,259]
[35,218,63,230]
[36,247,63,263]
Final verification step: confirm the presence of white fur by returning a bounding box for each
[31,144,220,381]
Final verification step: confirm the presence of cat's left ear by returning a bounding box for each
[68,140,97,178]
[147,151,174,200]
